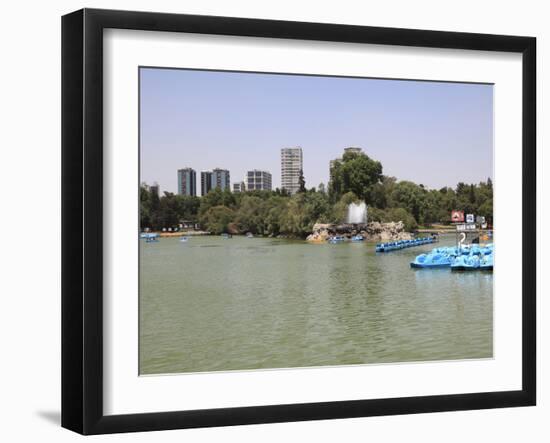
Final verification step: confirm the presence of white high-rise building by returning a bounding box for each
[246,170,272,191]
[280,147,303,194]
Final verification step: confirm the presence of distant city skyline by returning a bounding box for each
[140,68,493,195]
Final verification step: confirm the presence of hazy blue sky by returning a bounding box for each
[140,68,493,194]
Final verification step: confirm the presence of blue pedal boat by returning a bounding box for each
[479,253,494,271]
[410,252,454,268]
[142,233,159,242]
[451,254,480,271]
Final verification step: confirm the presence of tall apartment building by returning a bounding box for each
[281,147,303,194]
[177,168,196,196]
[201,168,230,196]
[246,170,272,191]
[344,146,363,155]
[201,171,212,196]
[211,168,230,191]
[232,182,246,193]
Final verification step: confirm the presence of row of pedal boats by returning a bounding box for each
[410,244,494,271]
[331,236,437,246]
[375,237,436,252]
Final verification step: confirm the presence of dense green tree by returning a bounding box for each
[298,169,306,193]
[264,196,287,235]
[303,191,332,224]
[384,208,418,231]
[150,185,160,212]
[156,192,181,228]
[422,190,444,224]
[477,198,493,221]
[369,182,387,209]
[366,207,385,223]
[199,188,236,216]
[364,207,417,231]
[369,176,396,209]
[200,205,235,234]
[390,181,426,223]
[277,191,331,236]
[329,151,383,202]
[176,195,200,220]
[235,196,267,234]
[140,184,152,229]
[279,196,309,236]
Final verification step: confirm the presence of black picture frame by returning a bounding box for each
[62,8,536,435]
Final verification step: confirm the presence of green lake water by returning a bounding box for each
[139,235,493,375]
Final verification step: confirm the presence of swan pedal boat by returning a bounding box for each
[410,252,454,268]
[450,254,481,271]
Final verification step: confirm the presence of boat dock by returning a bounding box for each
[410,223,494,271]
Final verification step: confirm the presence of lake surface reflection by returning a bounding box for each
[139,235,492,374]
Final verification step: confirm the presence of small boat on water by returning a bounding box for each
[351,235,364,242]
[180,236,189,242]
[221,233,232,239]
[410,252,454,268]
[328,235,345,244]
[246,232,254,238]
[141,233,159,243]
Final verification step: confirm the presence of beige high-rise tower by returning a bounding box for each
[280,147,303,194]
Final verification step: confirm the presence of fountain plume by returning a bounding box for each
[346,202,367,224]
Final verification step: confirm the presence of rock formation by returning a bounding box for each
[306,221,413,243]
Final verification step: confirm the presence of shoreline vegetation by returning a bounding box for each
[150,221,413,243]
[141,150,493,239]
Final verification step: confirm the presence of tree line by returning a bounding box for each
[140,150,493,236]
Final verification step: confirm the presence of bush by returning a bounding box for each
[384,207,418,232]
[367,207,385,223]
[199,205,235,234]
[235,196,266,235]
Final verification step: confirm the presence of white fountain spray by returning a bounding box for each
[346,202,368,224]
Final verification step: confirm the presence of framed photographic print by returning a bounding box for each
[61,8,536,435]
